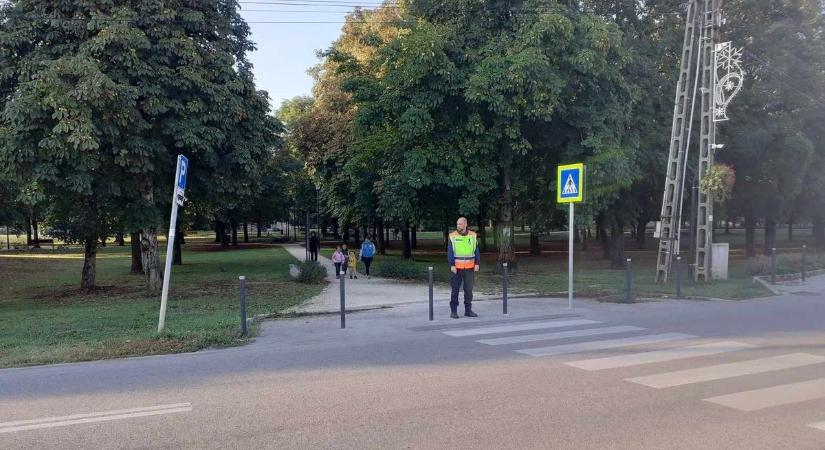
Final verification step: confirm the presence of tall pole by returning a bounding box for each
[158,156,183,334]
[568,203,574,310]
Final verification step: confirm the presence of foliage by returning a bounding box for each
[700,164,736,204]
[377,259,425,280]
[294,260,328,284]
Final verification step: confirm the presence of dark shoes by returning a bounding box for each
[464,309,478,318]
[450,311,460,319]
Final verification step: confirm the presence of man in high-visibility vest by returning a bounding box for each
[447,217,480,319]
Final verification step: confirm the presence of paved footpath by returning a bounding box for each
[281,243,456,313]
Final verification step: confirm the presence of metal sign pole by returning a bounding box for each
[158,155,187,334]
[569,203,574,310]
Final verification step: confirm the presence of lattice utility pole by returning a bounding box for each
[656,0,743,283]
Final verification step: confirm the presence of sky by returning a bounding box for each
[238,3,363,112]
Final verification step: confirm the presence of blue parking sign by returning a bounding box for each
[177,155,189,191]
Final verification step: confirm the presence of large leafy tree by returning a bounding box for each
[0,0,277,290]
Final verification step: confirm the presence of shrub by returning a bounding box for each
[746,256,772,276]
[295,261,327,284]
[377,259,425,280]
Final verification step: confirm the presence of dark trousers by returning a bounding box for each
[450,269,475,311]
[362,257,373,275]
[334,263,342,276]
[310,250,318,261]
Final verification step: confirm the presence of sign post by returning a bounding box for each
[557,163,585,310]
[158,155,189,334]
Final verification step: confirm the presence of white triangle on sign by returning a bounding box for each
[562,174,578,195]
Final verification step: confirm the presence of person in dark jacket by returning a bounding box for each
[309,232,320,261]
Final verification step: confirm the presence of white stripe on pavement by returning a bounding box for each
[443,319,600,337]
[516,333,695,357]
[567,341,756,371]
[477,326,645,346]
[807,421,825,432]
[628,353,825,389]
[0,403,192,434]
[705,377,825,411]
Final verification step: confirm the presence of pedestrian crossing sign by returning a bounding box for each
[557,163,585,203]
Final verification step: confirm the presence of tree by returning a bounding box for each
[0,1,277,290]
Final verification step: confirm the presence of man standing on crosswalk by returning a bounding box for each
[447,217,480,319]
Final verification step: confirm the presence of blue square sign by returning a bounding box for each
[177,155,189,191]
[557,163,584,203]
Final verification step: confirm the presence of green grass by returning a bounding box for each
[0,242,323,368]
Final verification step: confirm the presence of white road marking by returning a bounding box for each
[477,326,644,346]
[443,319,600,337]
[0,403,192,434]
[516,333,695,357]
[628,353,825,389]
[567,341,755,371]
[807,421,825,432]
[705,377,825,412]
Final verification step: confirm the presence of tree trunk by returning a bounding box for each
[31,216,40,248]
[173,228,183,265]
[257,221,262,238]
[231,219,238,246]
[787,220,793,242]
[243,222,249,243]
[636,220,647,250]
[529,232,540,255]
[343,223,350,244]
[401,222,412,259]
[377,220,386,255]
[609,223,626,269]
[725,220,730,234]
[764,217,776,256]
[385,224,390,249]
[354,226,360,246]
[443,221,450,253]
[141,228,163,292]
[744,214,756,257]
[25,217,32,246]
[130,231,144,274]
[814,217,825,252]
[580,227,589,251]
[116,232,125,246]
[497,168,515,264]
[411,226,417,250]
[332,219,340,240]
[81,237,97,291]
[596,214,610,260]
[478,214,487,252]
[214,220,221,243]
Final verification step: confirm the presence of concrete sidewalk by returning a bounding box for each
[281,244,456,313]
[761,273,825,296]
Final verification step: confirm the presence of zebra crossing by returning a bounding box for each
[440,316,825,433]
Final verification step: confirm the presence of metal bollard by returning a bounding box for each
[428,267,434,321]
[802,245,807,282]
[625,258,633,303]
[770,247,777,285]
[239,276,248,338]
[502,262,509,315]
[340,272,346,328]
[675,256,682,298]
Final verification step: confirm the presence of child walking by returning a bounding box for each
[331,245,346,279]
[347,248,359,279]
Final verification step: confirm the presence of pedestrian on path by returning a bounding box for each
[447,217,480,319]
[309,232,320,261]
[341,244,350,276]
[347,248,359,279]
[359,235,376,279]
[332,244,346,279]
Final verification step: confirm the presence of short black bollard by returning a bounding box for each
[675,256,682,299]
[802,245,807,282]
[770,247,777,285]
[239,276,248,338]
[502,262,509,315]
[340,272,346,329]
[428,267,434,321]
[625,258,633,303]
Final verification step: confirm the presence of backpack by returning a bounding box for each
[361,241,375,258]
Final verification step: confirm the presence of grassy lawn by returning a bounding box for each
[0,242,323,368]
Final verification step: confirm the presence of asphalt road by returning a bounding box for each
[3,284,825,449]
